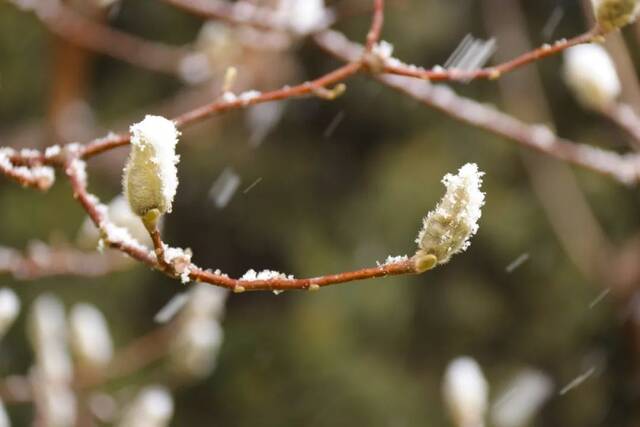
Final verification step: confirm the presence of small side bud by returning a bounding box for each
[563,44,621,111]
[416,163,485,265]
[443,357,489,427]
[591,0,640,32]
[123,115,180,217]
[413,253,437,273]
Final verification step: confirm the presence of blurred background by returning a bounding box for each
[1,0,640,425]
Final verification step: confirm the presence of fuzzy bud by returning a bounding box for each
[443,357,489,427]
[415,163,485,265]
[591,0,640,32]
[123,115,180,217]
[564,44,621,111]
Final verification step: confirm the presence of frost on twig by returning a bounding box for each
[415,163,485,269]
[0,148,55,191]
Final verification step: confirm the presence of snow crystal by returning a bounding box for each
[240,269,294,281]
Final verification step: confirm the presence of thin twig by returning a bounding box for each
[365,0,385,51]
[381,28,600,82]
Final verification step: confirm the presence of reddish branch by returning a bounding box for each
[382,28,600,82]
[365,0,385,51]
[66,151,422,292]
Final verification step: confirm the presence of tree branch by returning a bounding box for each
[314,30,640,185]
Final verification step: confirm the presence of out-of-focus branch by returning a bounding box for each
[603,103,640,151]
[159,0,289,32]
[0,322,175,404]
[314,30,640,185]
[0,242,132,280]
[8,0,188,75]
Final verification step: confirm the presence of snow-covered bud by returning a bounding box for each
[564,44,621,111]
[123,115,180,217]
[591,0,640,32]
[169,318,223,379]
[118,386,174,427]
[0,288,20,339]
[69,303,113,368]
[443,357,489,427]
[0,397,10,427]
[491,369,553,427]
[415,163,484,269]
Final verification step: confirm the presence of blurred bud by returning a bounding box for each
[123,115,180,217]
[33,378,77,427]
[169,318,223,379]
[69,303,113,368]
[591,0,640,32]
[276,0,328,35]
[563,44,621,111]
[29,294,72,382]
[0,288,20,339]
[184,284,229,320]
[118,386,174,427]
[77,195,158,250]
[443,357,489,427]
[491,369,553,427]
[415,163,485,267]
[0,397,10,427]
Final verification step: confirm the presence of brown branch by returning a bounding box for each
[314,30,640,185]
[65,152,424,291]
[9,0,188,75]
